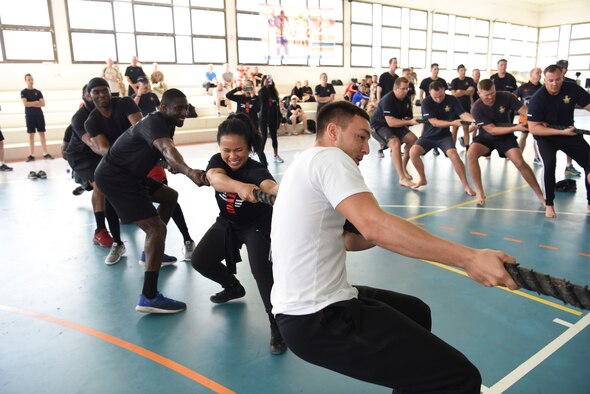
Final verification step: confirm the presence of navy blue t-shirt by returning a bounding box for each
[490,73,517,93]
[528,83,590,126]
[419,77,448,97]
[450,77,476,110]
[514,81,543,105]
[378,72,398,97]
[20,88,44,115]
[471,92,522,138]
[370,91,413,130]
[421,95,465,139]
[103,111,175,178]
[84,97,140,144]
[132,92,160,116]
[207,153,275,226]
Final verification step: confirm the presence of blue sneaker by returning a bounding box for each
[139,251,177,267]
[564,164,581,177]
[135,292,186,314]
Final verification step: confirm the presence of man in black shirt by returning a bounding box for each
[377,57,399,102]
[528,64,590,218]
[418,63,448,103]
[95,89,209,313]
[371,77,418,188]
[21,73,52,161]
[490,59,517,93]
[124,55,146,97]
[410,81,476,195]
[314,73,336,112]
[467,79,545,207]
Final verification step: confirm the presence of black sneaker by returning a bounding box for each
[43,153,54,160]
[72,186,86,195]
[459,137,465,147]
[210,282,246,304]
[433,147,440,156]
[27,171,38,180]
[26,155,35,162]
[0,163,13,171]
[270,323,287,355]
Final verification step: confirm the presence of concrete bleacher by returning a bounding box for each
[0,84,344,162]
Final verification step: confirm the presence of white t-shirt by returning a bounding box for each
[271,147,371,315]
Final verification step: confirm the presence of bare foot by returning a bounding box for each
[400,178,417,188]
[476,192,486,206]
[411,178,427,189]
[545,205,556,218]
[464,186,476,196]
[404,172,413,181]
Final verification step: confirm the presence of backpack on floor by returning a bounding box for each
[306,119,316,133]
[187,103,198,118]
[555,179,576,192]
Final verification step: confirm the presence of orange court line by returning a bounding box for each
[470,231,488,236]
[577,252,590,257]
[504,237,523,243]
[0,304,236,394]
[440,226,456,231]
[412,221,425,226]
[539,244,559,251]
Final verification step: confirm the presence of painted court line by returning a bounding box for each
[553,318,574,328]
[539,244,559,251]
[0,304,236,394]
[487,312,590,393]
[420,260,582,316]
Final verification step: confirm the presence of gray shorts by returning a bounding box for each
[416,135,455,157]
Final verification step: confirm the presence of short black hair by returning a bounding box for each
[161,88,186,105]
[544,64,563,75]
[430,63,439,69]
[217,112,262,153]
[429,80,444,91]
[316,101,370,138]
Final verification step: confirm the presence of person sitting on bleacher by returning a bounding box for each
[291,81,304,102]
[344,78,359,101]
[301,80,315,102]
[351,84,370,109]
[287,95,308,135]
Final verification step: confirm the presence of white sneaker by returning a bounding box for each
[105,242,126,265]
[183,240,196,261]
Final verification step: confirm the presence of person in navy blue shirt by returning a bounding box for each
[410,81,476,195]
[370,77,418,188]
[468,79,545,207]
[450,64,476,149]
[527,64,590,218]
[514,67,543,165]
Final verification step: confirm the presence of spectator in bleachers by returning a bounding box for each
[204,64,218,96]
[291,81,304,102]
[351,84,370,109]
[369,75,378,102]
[301,80,315,102]
[102,58,121,97]
[287,95,308,135]
[132,77,160,116]
[124,56,146,97]
[344,78,359,101]
[21,73,52,161]
[314,73,336,112]
[150,63,168,98]
[251,66,263,90]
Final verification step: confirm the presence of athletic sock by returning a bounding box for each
[94,212,106,231]
[142,271,159,299]
[105,200,122,243]
[171,204,192,242]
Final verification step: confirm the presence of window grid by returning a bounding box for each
[66,0,227,64]
[0,0,57,63]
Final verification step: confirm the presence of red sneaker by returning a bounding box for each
[93,228,113,247]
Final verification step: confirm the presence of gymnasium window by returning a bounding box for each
[66,0,227,64]
[236,0,344,67]
[568,23,590,73]
[538,26,560,68]
[350,1,373,67]
[0,0,57,62]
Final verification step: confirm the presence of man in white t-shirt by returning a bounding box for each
[271,101,519,393]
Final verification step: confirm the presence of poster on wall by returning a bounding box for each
[264,5,335,65]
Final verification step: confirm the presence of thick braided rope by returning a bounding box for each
[504,263,590,310]
[252,189,276,206]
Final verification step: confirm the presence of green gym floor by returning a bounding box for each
[1,115,589,393]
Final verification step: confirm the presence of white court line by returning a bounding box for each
[553,318,574,328]
[487,312,590,393]
[457,206,588,217]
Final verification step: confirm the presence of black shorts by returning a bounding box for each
[416,135,455,156]
[25,113,46,133]
[0,129,4,141]
[287,116,301,125]
[473,134,519,158]
[373,126,411,146]
[67,153,102,183]
[94,162,164,224]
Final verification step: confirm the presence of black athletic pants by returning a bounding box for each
[191,217,274,316]
[276,286,481,393]
[535,134,590,205]
[258,118,278,167]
